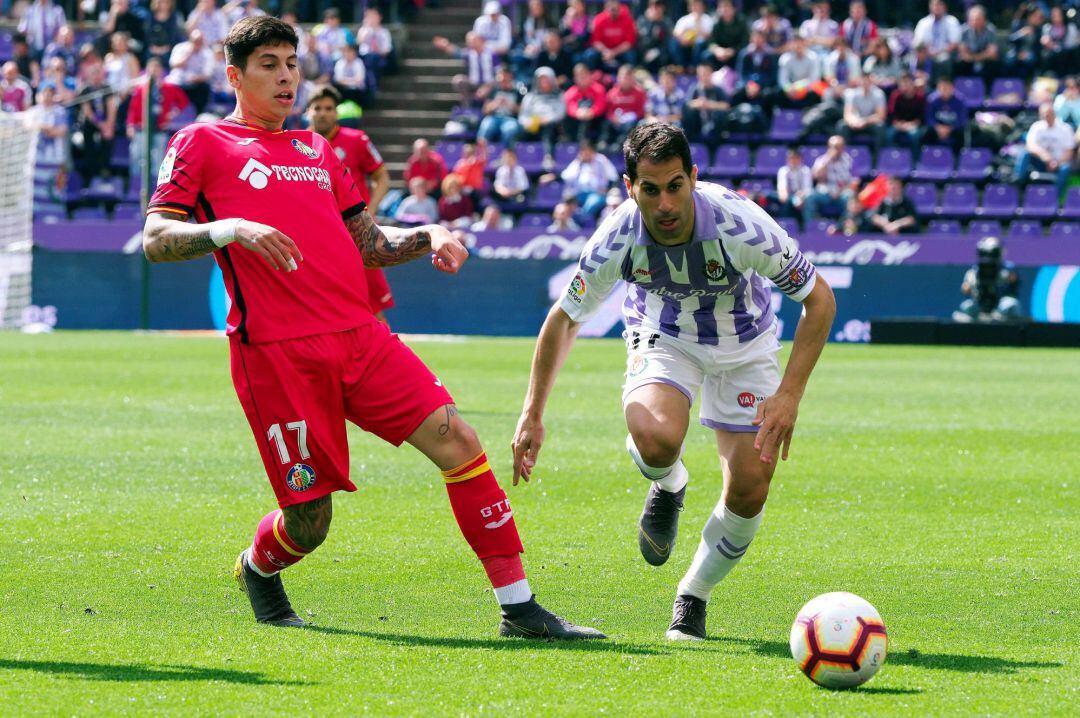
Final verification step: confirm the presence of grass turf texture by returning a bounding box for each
[1,332,1076,717]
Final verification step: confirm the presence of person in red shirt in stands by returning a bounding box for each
[127,57,189,183]
[587,0,638,71]
[602,64,646,151]
[451,140,487,208]
[404,137,447,197]
[563,62,608,143]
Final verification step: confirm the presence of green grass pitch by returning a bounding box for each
[1,332,1077,716]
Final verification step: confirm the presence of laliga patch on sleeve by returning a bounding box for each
[567,272,587,304]
[158,146,177,185]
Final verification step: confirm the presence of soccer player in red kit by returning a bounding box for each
[305,84,396,323]
[142,17,601,639]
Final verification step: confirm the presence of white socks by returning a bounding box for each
[677,500,764,602]
[626,434,689,493]
[494,578,532,606]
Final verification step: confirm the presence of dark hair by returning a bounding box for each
[623,123,693,183]
[224,16,298,70]
[306,83,341,109]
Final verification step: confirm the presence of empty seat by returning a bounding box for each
[515,142,547,174]
[967,219,1003,239]
[938,183,978,217]
[848,146,872,178]
[953,77,986,109]
[1007,220,1043,240]
[875,147,913,178]
[436,141,465,167]
[927,219,962,235]
[553,142,578,169]
[1049,221,1080,240]
[709,144,750,178]
[910,145,955,181]
[484,142,506,171]
[519,213,551,228]
[527,181,564,211]
[751,145,787,178]
[905,182,938,216]
[1060,187,1080,219]
[986,78,1025,110]
[807,218,835,235]
[1021,184,1060,218]
[776,217,800,236]
[800,145,827,168]
[977,183,1020,218]
[769,108,803,142]
[954,147,993,181]
[740,178,776,194]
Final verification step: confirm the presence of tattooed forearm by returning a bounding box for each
[143,211,219,263]
[438,405,458,436]
[345,210,432,268]
[282,494,333,551]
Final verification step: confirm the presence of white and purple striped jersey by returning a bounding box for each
[560,182,817,356]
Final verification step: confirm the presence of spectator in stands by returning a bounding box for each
[405,138,448,197]
[333,43,369,107]
[18,0,67,60]
[42,56,75,103]
[103,31,141,99]
[299,32,333,84]
[511,0,555,79]
[314,9,355,60]
[1040,5,1078,78]
[1005,4,1044,80]
[357,7,395,75]
[434,32,497,107]
[956,4,999,81]
[708,0,749,70]
[752,4,794,54]
[832,195,872,235]
[1054,76,1080,131]
[533,31,574,88]
[863,37,903,89]
[473,0,513,58]
[471,204,514,231]
[729,76,773,131]
[646,67,686,124]
[10,33,40,90]
[599,186,624,221]
[396,176,439,224]
[144,0,185,64]
[887,72,926,152]
[775,145,813,219]
[869,177,919,234]
[126,56,187,180]
[519,66,566,168]
[72,59,118,185]
[587,0,638,72]
[43,26,78,76]
[804,134,857,223]
[452,141,488,204]
[1,61,33,111]
[908,42,937,87]
[636,0,673,74]
[602,64,646,151]
[1013,103,1076,197]
[823,38,861,88]
[842,72,887,153]
[438,174,476,227]
[563,62,608,143]
[478,66,524,146]
[185,0,229,48]
[736,30,779,91]
[671,0,714,70]
[167,28,213,113]
[778,36,822,108]
[913,0,961,75]
[493,147,530,209]
[558,141,619,217]
[800,1,839,56]
[548,201,581,233]
[923,75,966,146]
[99,0,146,59]
[841,1,877,58]
[33,83,68,164]
[560,0,591,56]
[682,62,731,150]
[224,0,267,25]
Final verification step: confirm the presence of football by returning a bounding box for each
[789,592,888,689]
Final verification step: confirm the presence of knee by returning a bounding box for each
[725,481,770,517]
[631,431,682,468]
[440,406,482,456]
[282,496,333,551]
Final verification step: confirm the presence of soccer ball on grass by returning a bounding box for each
[789,592,888,689]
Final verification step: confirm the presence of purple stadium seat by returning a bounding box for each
[1007,220,1043,240]
[968,219,1003,239]
[113,203,144,220]
[848,146,872,178]
[777,217,800,236]
[675,74,695,93]
[709,145,751,178]
[953,77,986,109]
[905,182,938,216]
[1060,187,1080,219]
[81,177,123,203]
[751,145,787,178]
[606,151,626,173]
[1049,222,1080,240]
[977,183,1020,218]
[527,180,564,211]
[689,143,711,171]
[938,183,978,217]
[1021,184,1060,219]
[927,219,962,235]
[484,143,506,172]
[910,145,955,181]
[553,142,578,169]
[519,213,551,229]
[769,109,803,142]
[515,142,546,174]
[807,218,834,236]
[0,32,13,63]
[740,178,776,194]
[986,78,1025,111]
[954,147,993,181]
[436,141,464,168]
[875,147,913,178]
[800,145,827,168]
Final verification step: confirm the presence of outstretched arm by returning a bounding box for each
[143,211,303,271]
[344,209,467,272]
[511,304,583,485]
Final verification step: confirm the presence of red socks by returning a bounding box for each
[247,509,309,576]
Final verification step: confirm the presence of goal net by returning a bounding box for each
[0,112,39,329]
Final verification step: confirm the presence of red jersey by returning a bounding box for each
[147,117,374,344]
[325,125,383,205]
[590,6,637,51]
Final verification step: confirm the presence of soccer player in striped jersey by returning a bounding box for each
[512,123,836,640]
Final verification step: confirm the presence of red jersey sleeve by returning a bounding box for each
[324,136,367,220]
[147,126,205,217]
[355,131,385,175]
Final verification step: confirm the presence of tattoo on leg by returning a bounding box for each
[282,495,333,551]
[438,405,458,436]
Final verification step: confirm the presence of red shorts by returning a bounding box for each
[230,322,453,507]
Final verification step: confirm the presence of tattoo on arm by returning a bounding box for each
[143,211,219,263]
[344,210,432,268]
[281,494,333,551]
[438,405,458,436]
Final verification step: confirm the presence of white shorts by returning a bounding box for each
[621,329,781,433]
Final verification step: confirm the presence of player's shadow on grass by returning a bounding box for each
[712,638,1063,674]
[0,659,303,685]
[304,625,665,655]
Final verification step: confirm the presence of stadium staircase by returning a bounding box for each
[366,0,478,186]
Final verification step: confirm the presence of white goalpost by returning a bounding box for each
[0,111,39,330]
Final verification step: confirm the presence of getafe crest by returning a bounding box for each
[292,138,319,159]
[704,258,727,281]
[286,463,316,492]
